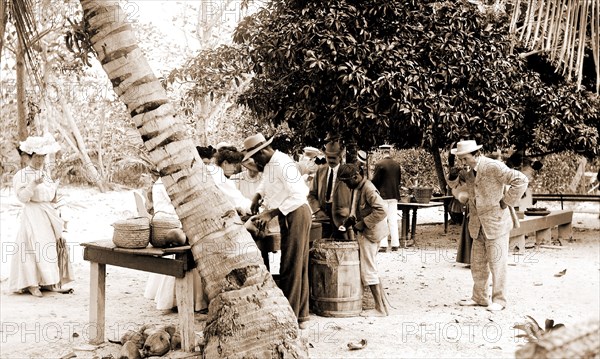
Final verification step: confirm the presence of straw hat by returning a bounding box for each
[357,150,367,164]
[19,133,60,155]
[242,133,273,161]
[450,140,483,156]
[302,146,320,158]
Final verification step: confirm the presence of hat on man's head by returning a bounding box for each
[337,163,360,181]
[303,146,320,158]
[324,141,344,156]
[242,133,273,161]
[451,140,483,156]
[19,133,60,155]
[357,150,367,164]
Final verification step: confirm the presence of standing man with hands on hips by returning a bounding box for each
[447,140,528,312]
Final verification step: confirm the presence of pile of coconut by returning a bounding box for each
[112,323,182,358]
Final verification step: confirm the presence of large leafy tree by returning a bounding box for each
[232,0,599,161]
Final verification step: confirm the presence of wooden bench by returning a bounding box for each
[532,193,600,209]
[81,240,196,352]
[509,210,573,251]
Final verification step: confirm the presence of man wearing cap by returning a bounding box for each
[242,133,312,329]
[307,141,351,239]
[371,144,402,251]
[447,140,528,312]
[338,163,389,317]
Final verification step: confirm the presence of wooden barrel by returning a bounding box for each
[310,239,362,317]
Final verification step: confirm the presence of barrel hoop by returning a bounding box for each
[311,260,360,266]
[310,295,362,303]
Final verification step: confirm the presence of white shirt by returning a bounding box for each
[256,151,309,216]
[230,170,262,201]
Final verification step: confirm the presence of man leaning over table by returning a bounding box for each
[447,140,528,312]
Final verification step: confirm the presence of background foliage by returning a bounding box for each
[232,0,599,158]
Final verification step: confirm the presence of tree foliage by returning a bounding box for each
[230,0,598,158]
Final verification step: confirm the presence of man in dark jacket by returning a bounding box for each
[371,145,401,251]
[307,141,351,239]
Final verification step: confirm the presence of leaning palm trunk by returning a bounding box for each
[79,0,307,357]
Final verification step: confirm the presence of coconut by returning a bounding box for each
[120,330,144,349]
[163,228,187,247]
[142,330,171,357]
[118,340,142,359]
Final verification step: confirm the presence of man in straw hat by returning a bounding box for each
[371,144,402,251]
[307,140,351,239]
[242,133,312,329]
[447,140,528,312]
[337,163,389,317]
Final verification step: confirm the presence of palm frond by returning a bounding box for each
[4,0,41,83]
[510,0,600,93]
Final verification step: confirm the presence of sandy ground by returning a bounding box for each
[0,186,598,359]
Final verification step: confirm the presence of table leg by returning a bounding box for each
[89,262,105,345]
[400,209,410,247]
[411,208,418,241]
[443,200,449,234]
[175,271,195,352]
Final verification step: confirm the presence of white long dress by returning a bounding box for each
[9,166,73,292]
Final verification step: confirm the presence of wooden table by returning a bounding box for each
[81,240,196,352]
[430,195,454,234]
[397,201,445,246]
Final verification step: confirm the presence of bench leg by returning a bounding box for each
[558,223,573,242]
[175,272,195,352]
[536,228,552,245]
[89,262,106,345]
[509,235,526,253]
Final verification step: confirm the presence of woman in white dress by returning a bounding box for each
[10,133,73,297]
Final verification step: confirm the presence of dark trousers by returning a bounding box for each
[278,204,311,323]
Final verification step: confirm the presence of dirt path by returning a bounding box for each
[1,187,598,358]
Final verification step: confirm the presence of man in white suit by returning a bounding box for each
[447,140,528,312]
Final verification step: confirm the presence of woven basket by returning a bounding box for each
[150,212,181,247]
[413,186,433,204]
[112,217,150,249]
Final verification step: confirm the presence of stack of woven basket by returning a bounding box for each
[112,217,151,249]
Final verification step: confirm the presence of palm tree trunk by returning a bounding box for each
[16,36,28,167]
[79,0,307,357]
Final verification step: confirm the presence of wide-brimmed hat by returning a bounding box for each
[19,133,60,155]
[451,140,483,156]
[357,150,367,164]
[242,133,273,161]
[303,146,320,158]
[324,141,344,156]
